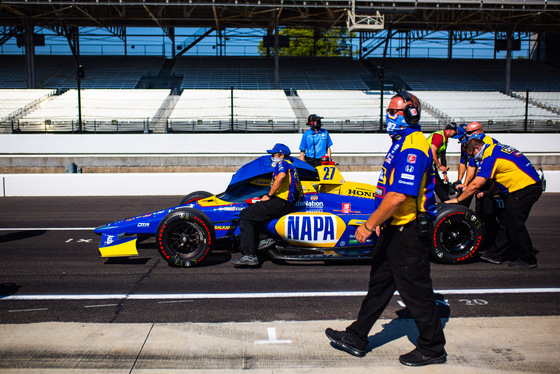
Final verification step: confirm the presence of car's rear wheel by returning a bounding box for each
[180,191,213,205]
[156,208,215,267]
[432,204,484,264]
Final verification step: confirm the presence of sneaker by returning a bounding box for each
[508,260,537,268]
[399,348,447,367]
[258,238,276,250]
[231,254,260,267]
[325,328,366,357]
[480,254,503,265]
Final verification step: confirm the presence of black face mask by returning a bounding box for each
[311,123,322,130]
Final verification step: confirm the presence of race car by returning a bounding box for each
[94,156,484,266]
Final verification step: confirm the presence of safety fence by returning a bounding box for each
[2,118,559,134]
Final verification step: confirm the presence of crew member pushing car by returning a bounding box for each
[325,91,446,367]
[446,138,542,268]
[232,143,301,267]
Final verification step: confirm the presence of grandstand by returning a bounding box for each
[14,89,170,132]
[512,91,560,114]
[0,55,165,90]
[412,91,559,131]
[380,58,560,92]
[169,89,298,132]
[0,89,55,122]
[0,56,559,133]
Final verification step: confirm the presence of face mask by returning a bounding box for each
[466,131,483,140]
[271,157,283,167]
[473,144,487,161]
[386,114,408,137]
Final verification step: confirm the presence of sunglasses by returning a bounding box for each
[466,129,480,135]
[386,108,403,115]
[467,147,480,157]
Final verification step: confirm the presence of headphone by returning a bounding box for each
[308,114,322,130]
[397,91,421,125]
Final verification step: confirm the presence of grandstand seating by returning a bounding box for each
[168,89,298,132]
[15,89,169,132]
[0,89,55,122]
[0,55,558,133]
[513,91,560,113]
[376,58,560,92]
[0,56,164,90]
[173,57,370,90]
[412,90,559,131]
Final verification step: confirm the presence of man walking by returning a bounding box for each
[325,92,446,366]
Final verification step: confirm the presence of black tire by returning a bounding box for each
[156,208,215,267]
[432,204,484,264]
[180,191,213,205]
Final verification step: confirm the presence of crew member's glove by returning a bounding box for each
[451,180,463,192]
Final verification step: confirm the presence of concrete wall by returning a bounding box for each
[2,133,559,156]
[0,133,558,196]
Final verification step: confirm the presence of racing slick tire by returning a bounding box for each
[180,191,213,205]
[432,204,484,264]
[156,208,215,267]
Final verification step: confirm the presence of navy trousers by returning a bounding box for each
[347,220,446,357]
[239,197,292,256]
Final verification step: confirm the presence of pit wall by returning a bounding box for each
[1,133,558,196]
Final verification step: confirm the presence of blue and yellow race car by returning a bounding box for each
[94,156,484,266]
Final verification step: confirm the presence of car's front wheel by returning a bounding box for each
[432,204,484,264]
[156,208,215,267]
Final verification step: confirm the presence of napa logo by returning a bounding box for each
[275,213,346,247]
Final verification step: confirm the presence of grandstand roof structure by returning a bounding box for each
[0,0,559,33]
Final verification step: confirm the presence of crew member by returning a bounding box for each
[325,92,446,367]
[232,143,301,267]
[446,138,542,268]
[299,114,333,167]
[427,123,458,201]
[452,125,474,207]
[455,122,500,192]
[455,122,502,247]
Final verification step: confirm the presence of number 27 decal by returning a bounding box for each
[323,166,335,180]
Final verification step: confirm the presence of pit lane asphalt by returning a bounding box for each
[0,194,559,372]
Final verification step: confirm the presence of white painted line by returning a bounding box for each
[0,228,95,231]
[157,300,194,304]
[1,288,560,301]
[254,327,292,344]
[9,308,49,312]
[84,304,119,308]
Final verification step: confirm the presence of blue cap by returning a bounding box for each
[267,143,291,156]
[453,125,466,139]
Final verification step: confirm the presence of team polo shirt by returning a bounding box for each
[299,128,333,159]
[477,143,539,194]
[374,128,437,225]
[461,134,500,167]
[273,159,301,203]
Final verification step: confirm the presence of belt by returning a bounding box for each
[383,219,416,232]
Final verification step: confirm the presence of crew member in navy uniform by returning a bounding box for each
[232,143,301,267]
[299,114,333,167]
[455,122,502,248]
[447,138,542,268]
[325,92,446,367]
